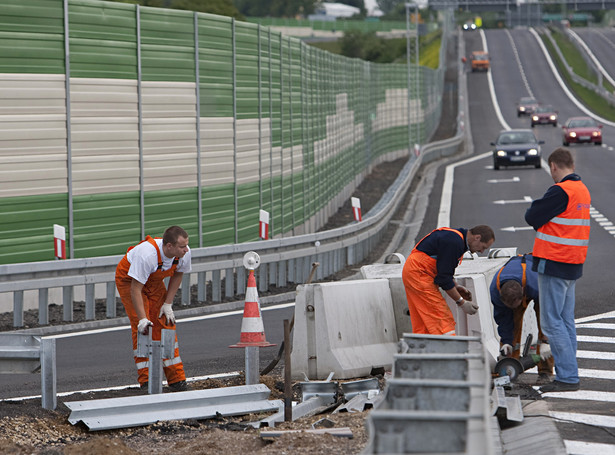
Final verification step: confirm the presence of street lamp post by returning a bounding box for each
[405,3,419,155]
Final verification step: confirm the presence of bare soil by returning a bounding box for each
[0,35,459,454]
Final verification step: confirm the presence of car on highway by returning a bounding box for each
[516,97,539,117]
[463,22,477,31]
[470,51,490,72]
[562,116,603,146]
[491,129,544,170]
[531,105,558,127]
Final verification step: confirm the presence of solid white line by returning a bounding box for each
[564,440,615,455]
[526,367,615,380]
[481,29,510,131]
[529,27,615,127]
[1,371,241,403]
[551,411,615,428]
[576,311,615,324]
[539,390,615,402]
[577,350,615,360]
[577,335,615,344]
[45,302,295,339]
[576,323,615,331]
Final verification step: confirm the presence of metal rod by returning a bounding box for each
[284,318,292,422]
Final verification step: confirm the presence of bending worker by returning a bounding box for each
[490,253,554,383]
[115,225,191,392]
[402,225,495,335]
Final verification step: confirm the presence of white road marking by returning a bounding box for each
[493,196,532,204]
[577,335,615,344]
[487,176,520,183]
[551,411,615,428]
[576,311,615,323]
[576,323,615,331]
[538,390,615,402]
[577,350,615,360]
[564,440,615,455]
[500,226,534,232]
[44,302,295,339]
[526,367,615,380]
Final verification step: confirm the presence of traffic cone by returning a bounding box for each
[230,269,275,348]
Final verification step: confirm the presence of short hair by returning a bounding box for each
[469,225,495,243]
[163,226,188,245]
[500,280,523,308]
[548,148,574,169]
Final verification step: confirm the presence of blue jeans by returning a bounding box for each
[537,272,579,384]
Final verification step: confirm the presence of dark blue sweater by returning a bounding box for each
[490,254,539,346]
[415,228,468,291]
[524,174,586,280]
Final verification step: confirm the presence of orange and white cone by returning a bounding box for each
[230,269,275,348]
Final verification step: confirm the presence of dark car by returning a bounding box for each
[531,105,558,127]
[491,129,544,170]
[562,116,603,145]
[517,97,539,117]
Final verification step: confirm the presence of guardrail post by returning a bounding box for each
[40,338,57,410]
[106,282,116,318]
[236,267,246,295]
[212,270,221,302]
[13,290,24,328]
[38,288,49,325]
[63,285,74,322]
[85,283,95,320]
[181,273,190,306]
[225,268,234,298]
[197,272,207,301]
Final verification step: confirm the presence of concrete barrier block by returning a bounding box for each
[291,280,398,380]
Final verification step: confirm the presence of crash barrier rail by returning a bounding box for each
[0,334,56,410]
[364,333,497,455]
[538,27,615,108]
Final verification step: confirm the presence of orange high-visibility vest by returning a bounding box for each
[532,180,590,264]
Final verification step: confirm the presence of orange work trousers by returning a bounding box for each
[115,257,186,386]
[402,251,456,335]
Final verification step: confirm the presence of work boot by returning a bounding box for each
[167,380,188,392]
[536,373,551,385]
[140,382,148,391]
[539,380,579,393]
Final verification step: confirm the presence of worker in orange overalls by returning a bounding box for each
[490,253,554,384]
[402,225,495,335]
[115,225,191,392]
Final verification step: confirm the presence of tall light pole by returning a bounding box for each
[405,3,419,155]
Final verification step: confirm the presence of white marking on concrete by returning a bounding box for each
[500,226,534,232]
[577,350,615,360]
[493,196,532,205]
[538,390,615,402]
[576,311,615,324]
[564,440,615,455]
[526,367,615,380]
[577,335,615,344]
[576,323,615,331]
[551,411,615,428]
[487,176,520,183]
[45,302,295,339]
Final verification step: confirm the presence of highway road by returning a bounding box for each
[2,25,615,454]
[453,27,615,455]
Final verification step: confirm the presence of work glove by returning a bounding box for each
[159,303,176,325]
[137,318,153,335]
[458,299,479,315]
[500,344,513,357]
[539,342,552,360]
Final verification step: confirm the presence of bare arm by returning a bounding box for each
[165,272,183,305]
[129,279,146,320]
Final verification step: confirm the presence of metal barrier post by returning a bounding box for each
[40,338,57,410]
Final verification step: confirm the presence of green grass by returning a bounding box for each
[541,30,615,122]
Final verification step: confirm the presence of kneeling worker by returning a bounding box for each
[115,225,191,392]
[402,225,495,335]
[490,253,554,382]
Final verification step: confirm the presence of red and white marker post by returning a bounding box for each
[351,197,362,222]
[259,209,269,240]
[53,224,66,260]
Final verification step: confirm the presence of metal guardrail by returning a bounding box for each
[0,334,56,409]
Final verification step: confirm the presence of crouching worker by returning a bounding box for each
[115,225,191,392]
[490,253,554,383]
[402,225,495,335]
